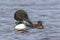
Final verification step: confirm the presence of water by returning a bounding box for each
[0,0,60,40]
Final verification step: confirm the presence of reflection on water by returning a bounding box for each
[0,0,60,40]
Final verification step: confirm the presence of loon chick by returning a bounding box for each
[32,21,44,29]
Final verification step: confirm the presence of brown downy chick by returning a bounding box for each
[36,21,44,29]
[32,21,44,29]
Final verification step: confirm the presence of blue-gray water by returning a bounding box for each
[0,0,60,40]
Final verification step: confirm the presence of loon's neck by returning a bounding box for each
[15,20,23,25]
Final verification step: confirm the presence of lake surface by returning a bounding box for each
[0,0,60,40]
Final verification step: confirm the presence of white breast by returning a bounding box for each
[14,24,27,31]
